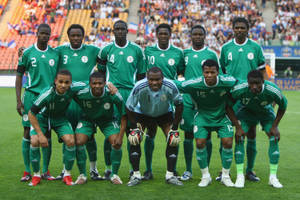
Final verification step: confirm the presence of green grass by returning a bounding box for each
[0,88,299,200]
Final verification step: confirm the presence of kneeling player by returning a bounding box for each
[126,67,183,186]
[73,72,126,185]
[28,70,76,186]
[174,60,243,187]
[231,70,287,188]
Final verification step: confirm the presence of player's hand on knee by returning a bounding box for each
[113,134,123,148]
[128,124,143,145]
[269,126,280,142]
[39,135,49,147]
[167,129,180,147]
[235,126,246,143]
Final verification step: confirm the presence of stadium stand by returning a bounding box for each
[137,0,271,52]
[0,0,8,16]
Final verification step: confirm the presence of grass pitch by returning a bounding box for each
[0,88,299,200]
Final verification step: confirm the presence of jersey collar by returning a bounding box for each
[233,38,248,46]
[156,42,170,51]
[203,76,219,87]
[114,40,129,48]
[34,43,48,52]
[69,43,83,51]
[192,45,206,52]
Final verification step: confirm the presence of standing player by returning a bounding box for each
[28,70,76,186]
[15,24,58,182]
[97,20,146,178]
[175,60,242,187]
[180,25,220,181]
[219,17,266,182]
[72,72,126,185]
[143,23,184,179]
[126,67,183,186]
[231,70,287,188]
[55,24,102,180]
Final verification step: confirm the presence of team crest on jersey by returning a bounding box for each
[247,53,254,60]
[49,59,55,66]
[260,101,268,106]
[104,103,111,110]
[127,56,134,63]
[193,125,198,133]
[77,122,83,129]
[160,94,167,101]
[168,58,175,66]
[23,114,28,121]
[81,56,88,63]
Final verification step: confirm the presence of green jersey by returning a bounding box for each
[183,46,220,107]
[97,41,146,89]
[175,75,237,127]
[219,38,265,81]
[73,85,126,122]
[231,80,287,114]
[144,43,184,80]
[31,82,85,118]
[56,44,100,82]
[17,44,59,94]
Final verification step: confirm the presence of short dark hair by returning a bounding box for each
[232,17,249,30]
[191,25,206,35]
[56,69,72,79]
[202,59,219,71]
[89,71,106,82]
[37,23,51,33]
[156,23,171,34]
[113,20,128,29]
[247,70,264,81]
[147,67,163,77]
[67,24,85,36]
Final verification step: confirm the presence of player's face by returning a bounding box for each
[191,28,205,47]
[157,28,171,46]
[68,28,84,49]
[90,77,106,97]
[248,78,264,94]
[37,27,51,44]
[203,66,219,86]
[55,74,72,94]
[148,71,163,92]
[233,22,248,41]
[113,23,128,41]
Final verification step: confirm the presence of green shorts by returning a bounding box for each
[237,108,275,133]
[194,124,234,139]
[22,90,38,127]
[180,104,196,133]
[75,119,120,139]
[30,115,74,138]
[65,100,83,130]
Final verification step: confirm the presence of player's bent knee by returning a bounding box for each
[247,127,256,139]
[24,127,30,139]
[63,135,75,147]
[75,134,88,146]
[196,139,206,149]
[222,138,233,148]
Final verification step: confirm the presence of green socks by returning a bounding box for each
[206,139,212,166]
[269,136,280,164]
[22,138,31,173]
[144,136,154,172]
[234,140,245,164]
[196,147,208,169]
[86,138,97,162]
[246,139,257,173]
[76,145,87,176]
[104,137,112,168]
[64,145,76,171]
[30,146,40,173]
[42,139,52,173]
[221,147,233,169]
[183,138,193,173]
[111,147,122,175]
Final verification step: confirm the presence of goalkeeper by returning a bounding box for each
[126,67,183,186]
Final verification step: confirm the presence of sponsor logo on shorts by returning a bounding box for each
[81,56,88,63]
[77,122,83,129]
[180,119,184,125]
[23,114,28,121]
[104,103,111,110]
[193,125,198,133]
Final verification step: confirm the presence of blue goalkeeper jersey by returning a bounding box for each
[126,78,183,117]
